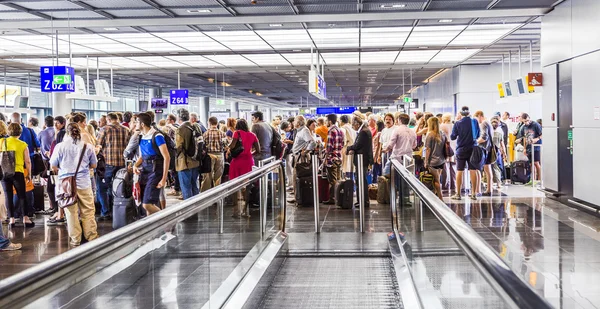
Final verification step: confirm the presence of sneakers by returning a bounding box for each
[524,181,534,186]
[1,243,22,251]
[450,194,462,200]
[40,209,57,215]
[98,215,112,221]
[47,218,66,226]
[470,194,478,201]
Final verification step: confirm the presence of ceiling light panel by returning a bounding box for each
[165,56,223,68]
[205,55,257,67]
[255,30,313,50]
[308,28,359,48]
[153,32,228,52]
[360,51,399,64]
[450,24,519,46]
[321,52,359,65]
[429,49,481,63]
[280,53,312,66]
[242,54,290,66]
[204,31,271,51]
[404,25,465,47]
[395,50,439,63]
[361,27,412,48]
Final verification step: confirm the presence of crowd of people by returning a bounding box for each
[0,106,542,252]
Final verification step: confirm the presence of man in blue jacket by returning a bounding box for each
[450,106,480,201]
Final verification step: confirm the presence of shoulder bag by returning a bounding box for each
[230,131,244,158]
[56,144,87,208]
[0,138,16,181]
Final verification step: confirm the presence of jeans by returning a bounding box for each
[97,165,123,217]
[179,168,200,200]
[2,172,27,219]
[372,163,382,183]
[0,225,9,249]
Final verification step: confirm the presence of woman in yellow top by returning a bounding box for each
[2,123,33,228]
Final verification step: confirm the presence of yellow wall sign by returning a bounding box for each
[525,75,535,93]
[497,83,505,98]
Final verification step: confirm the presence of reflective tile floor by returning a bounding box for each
[3,182,600,309]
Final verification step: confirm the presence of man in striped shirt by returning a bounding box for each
[201,117,227,191]
[323,114,345,205]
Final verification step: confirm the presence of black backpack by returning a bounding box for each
[138,127,176,169]
[271,126,284,159]
[112,167,134,198]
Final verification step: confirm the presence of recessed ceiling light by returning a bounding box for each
[104,27,119,31]
[269,24,283,27]
[187,9,212,13]
[438,19,453,23]
[380,4,406,8]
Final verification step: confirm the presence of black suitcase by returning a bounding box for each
[33,184,45,212]
[335,179,354,209]
[248,180,272,208]
[295,176,314,207]
[113,197,138,229]
[511,161,531,184]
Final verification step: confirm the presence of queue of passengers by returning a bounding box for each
[0,106,542,252]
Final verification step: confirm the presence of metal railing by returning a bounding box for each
[389,157,553,309]
[0,160,286,309]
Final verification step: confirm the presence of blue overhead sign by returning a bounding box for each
[170,89,189,105]
[40,66,75,93]
[315,106,357,115]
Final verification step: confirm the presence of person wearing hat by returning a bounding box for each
[450,106,480,200]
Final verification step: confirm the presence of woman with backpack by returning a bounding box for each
[49,123,99,247]
[424,117,446,200]
[227,119,260,218]
[2,123,34,228]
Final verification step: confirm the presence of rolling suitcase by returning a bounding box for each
[511,160,531,184]
[318,174,330,202]
[33,183,45,212]
[335,178,354,209]
[295,176,314,207]
[113,197,138,229]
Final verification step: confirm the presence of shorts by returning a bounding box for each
[139,160,163,205]
[527,149,541,163]
[456,148,478,171]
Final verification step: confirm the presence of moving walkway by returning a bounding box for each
[0,159,553,309]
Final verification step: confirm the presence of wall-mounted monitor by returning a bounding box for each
[151,98,168,109]
[17,96,29,108]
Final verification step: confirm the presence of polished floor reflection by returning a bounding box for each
[3,181,600,309]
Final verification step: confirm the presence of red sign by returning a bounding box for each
[528,73,543,86]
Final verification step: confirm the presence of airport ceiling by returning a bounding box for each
[0,0,554,106]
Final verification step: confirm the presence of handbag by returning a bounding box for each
[0,138,16,181]
[469,146,486,169]
[56,144,87,208]
[294,150,312,178]
[443,134,454,159]
[28,128,46,177]
[230,132,244,158]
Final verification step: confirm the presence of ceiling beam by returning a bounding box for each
[139,0,176,18]
[68,1,116,19]
[1,3,53,20]
[0,8,551,30]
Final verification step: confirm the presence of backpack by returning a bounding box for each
[112,167,134,198]
[138,128,176,168]
[182,123,207,162]
[271,126,284,159]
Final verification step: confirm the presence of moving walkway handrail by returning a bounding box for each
[390,158,553,309]
[0,160,286,309]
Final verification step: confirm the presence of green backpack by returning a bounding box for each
[419,171,435,192]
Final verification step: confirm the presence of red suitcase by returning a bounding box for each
[318,174,330,202]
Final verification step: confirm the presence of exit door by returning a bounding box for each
[557,61,574,197]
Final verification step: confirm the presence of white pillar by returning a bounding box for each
[199,96,209,126]
[265,108,272,124]
[52,92,72,116]
[230,101,240,118]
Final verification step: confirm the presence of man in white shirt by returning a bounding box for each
[380,113,397,173]
[339,115,356,178]
[384,113,417,175]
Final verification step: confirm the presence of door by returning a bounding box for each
[557,61,574,197]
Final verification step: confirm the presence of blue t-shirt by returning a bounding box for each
[19,123,40,156]
[451,116,480,157]
[139,129,166,157]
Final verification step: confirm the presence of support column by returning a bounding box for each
[52,92,72,117]
[199,96,209,126]
[265,108,272,124]
[230,101,240,118]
